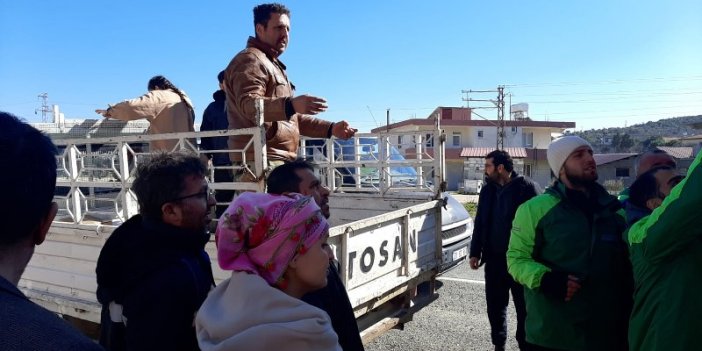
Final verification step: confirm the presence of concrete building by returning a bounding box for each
[593,153,638,193]
[371,106,576,190]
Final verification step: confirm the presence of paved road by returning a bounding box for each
[366,261,521,351]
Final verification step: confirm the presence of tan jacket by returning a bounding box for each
[223,37,332,162]
[108,89,195,151]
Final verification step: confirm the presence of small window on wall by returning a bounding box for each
[522,132,534,147]
[452,133,461,146]
[524,164,532,177]
[477,131,484,138]
[616,168,630,177]
[425,134,433,147]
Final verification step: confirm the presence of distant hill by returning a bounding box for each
[564,115,702,153]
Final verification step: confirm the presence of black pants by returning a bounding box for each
[484,253,527,349]
[212,168,235,218]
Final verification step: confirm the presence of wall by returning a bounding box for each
[446,160,464,191]
[596,158,636,193]
[524,127,553,149]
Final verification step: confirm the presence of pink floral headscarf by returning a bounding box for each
[216,192,329,287]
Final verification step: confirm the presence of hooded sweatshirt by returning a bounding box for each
[196,272,341,351]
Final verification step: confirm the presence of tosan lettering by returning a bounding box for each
[360,247,374,273]
[379,240,389,267]
[347,231,417,281]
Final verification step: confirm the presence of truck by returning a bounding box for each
[22,101,472,343]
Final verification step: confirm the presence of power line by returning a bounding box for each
[506,74,702,88]
[34,93,51,122]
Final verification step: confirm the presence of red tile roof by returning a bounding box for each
[460,147,528,158]
[655,146,694,159]
[593,153,638,166]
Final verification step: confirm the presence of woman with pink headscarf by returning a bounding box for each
[195,192,341,351]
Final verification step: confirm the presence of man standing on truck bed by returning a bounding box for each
[223,3,357,179]
[200,70,235,217]
[96,152,216,351]
[267,159,365,351]
[0,112,103,350]
[468,150,541,351]
[507,136,632,351]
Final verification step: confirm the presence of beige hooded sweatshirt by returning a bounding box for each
[195,272,341,351]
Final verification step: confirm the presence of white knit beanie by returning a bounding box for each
[547,136,592,178]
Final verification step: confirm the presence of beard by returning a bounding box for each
[484,170,499,184]
[564,166,598,188]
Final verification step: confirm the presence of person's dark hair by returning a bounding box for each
[147,75,195,116]
[217,70,226,84]
[267,158,314,195]
[485,149,514,173]
[131,151,206,220]
[253,3,290,28]
[0,112,57,246]
[628,166,673,209]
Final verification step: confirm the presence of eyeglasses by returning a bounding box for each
[167,188,216,203]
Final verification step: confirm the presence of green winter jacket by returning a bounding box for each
[626,149,702,351]
[507,181,632,351]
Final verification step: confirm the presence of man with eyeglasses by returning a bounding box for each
[96,151,216,350]
[625,151,701,351]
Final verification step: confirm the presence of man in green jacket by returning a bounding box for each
[625,150,700,351]
[507,136,632,351]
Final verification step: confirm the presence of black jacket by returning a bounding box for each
[470,172,541,260]
[200,90,230,166]
[96,215,214,351]
[0,275,103,351]
[302,266,365,351]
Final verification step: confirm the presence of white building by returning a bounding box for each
[372,107,576,190]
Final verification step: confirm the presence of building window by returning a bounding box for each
[511,126,518,133]
[524,164,532,177]
[425,133,434,147]
[616,168,630,177]
[522,132,534,147]
[477,130,484,138]
[452,132,461,146]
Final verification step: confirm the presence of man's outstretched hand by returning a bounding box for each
[95,109,110,118]
[292,94,327,115]
[332,120,357,140]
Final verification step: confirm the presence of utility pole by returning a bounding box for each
[386,108,390,132]
[35,93,51,122]
[461,85,506,150]
[496,86,505,150]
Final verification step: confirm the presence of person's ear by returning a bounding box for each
[161,202,181,225]
[288,254,300,270]
[33,202,58,246]
[254,23,264,38]
[646,197,662,211]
